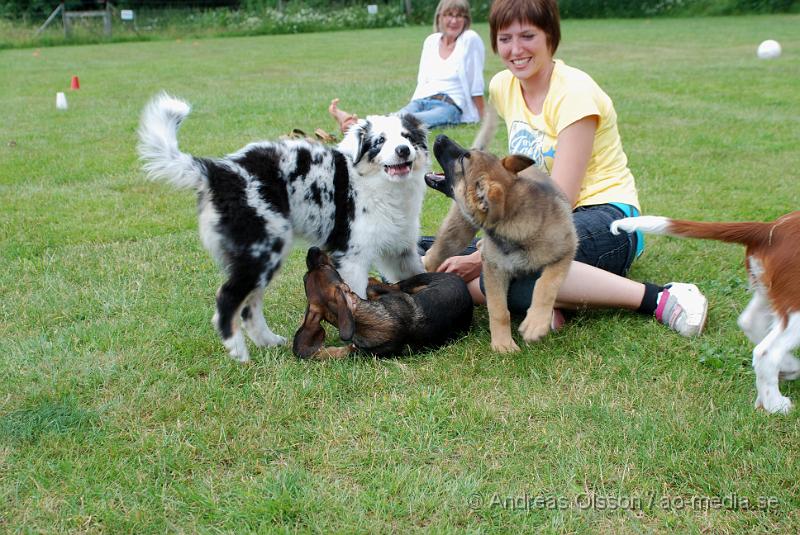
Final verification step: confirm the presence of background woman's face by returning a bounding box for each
[440,10,466,39]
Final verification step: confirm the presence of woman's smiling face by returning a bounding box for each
[496,20,552,80]
[440,10,466,40]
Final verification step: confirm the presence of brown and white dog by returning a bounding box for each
[293,247,473,359]
[611,212,800,414]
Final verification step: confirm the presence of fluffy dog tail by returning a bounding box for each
[471,102,499,151]
[611,215,775,247]
[138,92,205,190]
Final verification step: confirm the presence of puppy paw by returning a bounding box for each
[223,333,250,363]
[226,345,250,364]
[249,331,286,347]
[755,391,793,414]
[518,313,550,343]
[491,337,520,353]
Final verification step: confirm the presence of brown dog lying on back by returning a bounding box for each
[293,247,474,359]
[423,135,577,353]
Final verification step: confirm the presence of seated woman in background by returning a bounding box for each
[330,0,485,132]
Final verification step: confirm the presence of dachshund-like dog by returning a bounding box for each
[293,248,474,359]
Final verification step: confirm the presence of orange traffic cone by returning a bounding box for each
[70,76,80,90]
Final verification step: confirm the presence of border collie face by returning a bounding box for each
[340,114,428,183]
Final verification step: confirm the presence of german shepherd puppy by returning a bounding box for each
[294,247,473,359]
[423,135,577,353]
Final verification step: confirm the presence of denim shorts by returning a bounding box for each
[418,204,638,315]
[398,96,462,129]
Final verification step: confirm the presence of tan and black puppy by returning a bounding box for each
[423,135,577,353]
[294,247,473,359]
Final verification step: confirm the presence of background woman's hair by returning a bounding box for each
[433,0,472,33]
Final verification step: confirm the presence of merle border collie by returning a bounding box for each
[138,93,429,362]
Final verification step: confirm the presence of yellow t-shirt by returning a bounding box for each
[489,60,640,210]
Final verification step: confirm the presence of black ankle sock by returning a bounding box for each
[637,282,664,315]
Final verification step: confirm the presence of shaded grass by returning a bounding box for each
[2,15,800,533]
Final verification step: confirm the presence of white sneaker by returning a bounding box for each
[655,282,708,337]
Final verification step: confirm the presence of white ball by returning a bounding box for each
[757,39,781,60]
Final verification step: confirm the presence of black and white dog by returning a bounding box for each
[138,93,429,362]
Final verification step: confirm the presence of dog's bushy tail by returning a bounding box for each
[611,215,775,247]
[471,102,499,151]
[138,92,205,190]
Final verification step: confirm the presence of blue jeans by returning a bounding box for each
[398,96,462,129]
[418,204,638,315]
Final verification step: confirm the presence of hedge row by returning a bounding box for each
[2,0,797,23]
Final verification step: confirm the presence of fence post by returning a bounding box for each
[104,2,112,36]
[62,3,72,37]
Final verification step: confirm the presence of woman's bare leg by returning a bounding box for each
[466,260,644,310]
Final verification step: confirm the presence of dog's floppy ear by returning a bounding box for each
[501,155,535,175]
[347,122,367,166]
[398,113,428,151]
[306,247,324,270]
[474,176,506,221]
[337,120,367,165]
[335,287,356,341]
[292,306,326,359]
[353,128,366,165]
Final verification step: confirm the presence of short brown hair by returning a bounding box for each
[433,0,472,33]
[489,0,561,55]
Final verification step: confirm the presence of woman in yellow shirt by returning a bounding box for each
[430,0,707,336]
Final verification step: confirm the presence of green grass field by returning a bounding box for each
[2,14,799,533]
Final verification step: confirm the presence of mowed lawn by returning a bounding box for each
[1,14,799,533]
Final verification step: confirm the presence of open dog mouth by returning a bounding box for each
[424,172,446,189]
[384,161,413,176]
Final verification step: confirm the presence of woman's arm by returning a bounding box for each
[519,115,598,206]
[462,31,486,120]
[412,35,437,98]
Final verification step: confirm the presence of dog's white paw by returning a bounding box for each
[755,392,793,414]
[223,333,250,363]
[247,329,286,348]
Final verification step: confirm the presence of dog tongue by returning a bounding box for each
[387,163,410,176]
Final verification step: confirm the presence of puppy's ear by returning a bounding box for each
[338,121,366,165]
[335,287,356,341]
[475,177,506,221]
[486,182,506,221]
[353,128,366,165]
[306,247,323,270]
[501,155,535,175]
[292,306,326,359]
[399,113,428,151]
